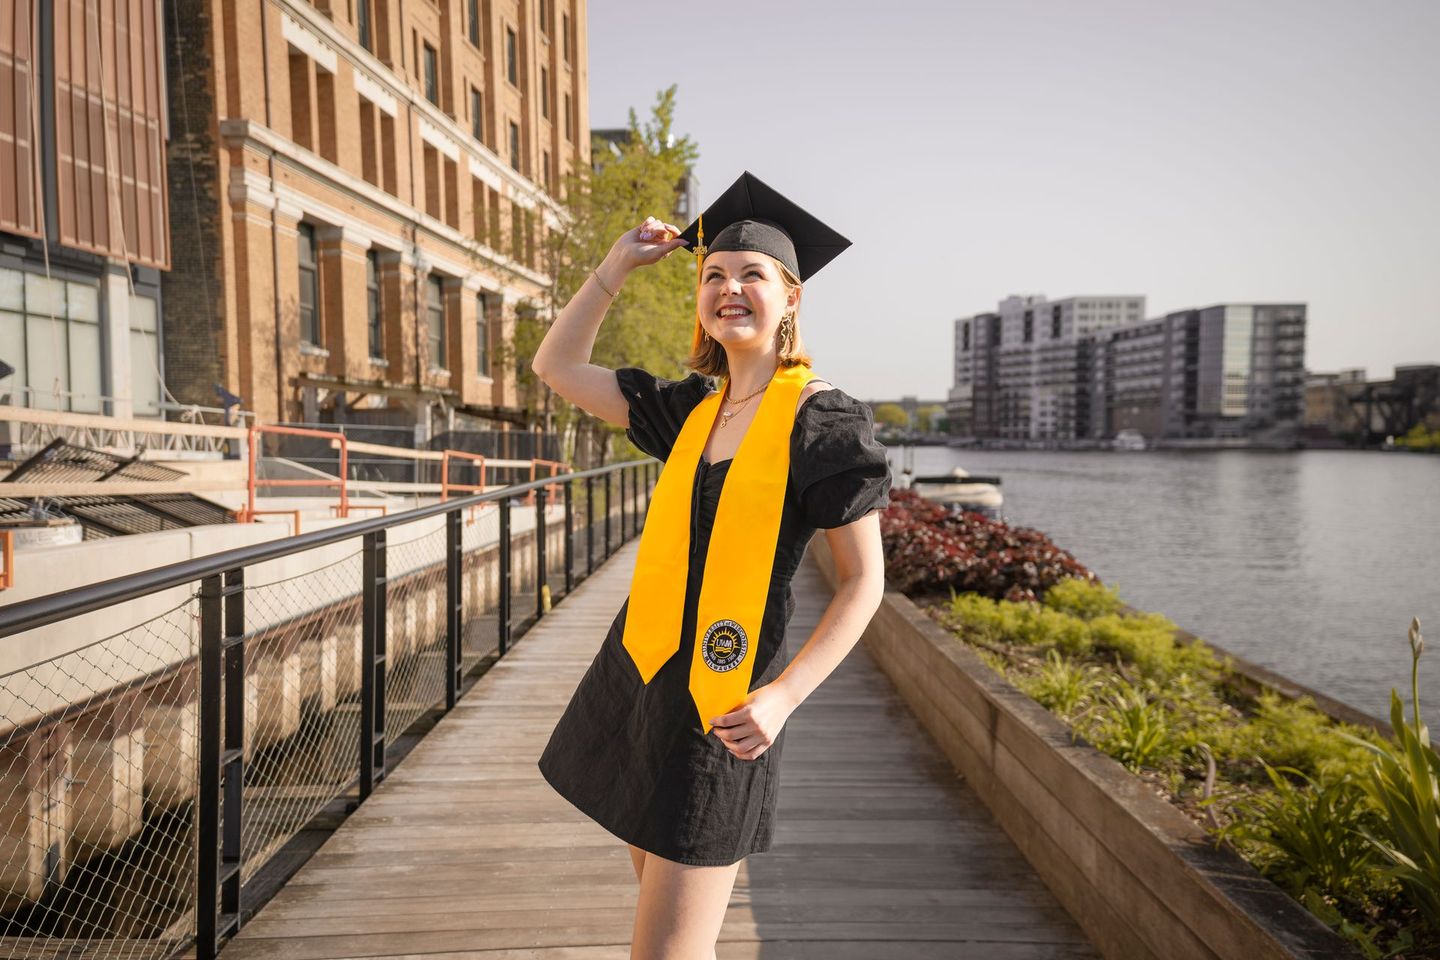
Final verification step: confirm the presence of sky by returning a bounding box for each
[586,0,1440,400]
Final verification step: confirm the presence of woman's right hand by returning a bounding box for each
[605,216,689,276]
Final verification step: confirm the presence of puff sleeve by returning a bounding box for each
[790,388,893,529]
[615,366,714,461]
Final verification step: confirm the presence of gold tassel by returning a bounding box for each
[692,214,707,350]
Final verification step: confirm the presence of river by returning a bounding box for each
[888,445,1440,730]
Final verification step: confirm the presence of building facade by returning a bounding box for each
[0,0,171,419]
[951,297,1307,442]
[163,0,589,428]
[951,294,1145,440]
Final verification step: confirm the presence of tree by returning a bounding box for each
[513,86,699,465]
[873,403,910,429]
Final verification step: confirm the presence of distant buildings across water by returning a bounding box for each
[940,294,1438,447]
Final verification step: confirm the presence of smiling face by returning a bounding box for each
[697,250,801,352]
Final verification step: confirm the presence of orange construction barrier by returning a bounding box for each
[0,530,12,590]
[240,424,350,525]
[529,458,569,505]
[441,449,489,525]
[233,508,302,536]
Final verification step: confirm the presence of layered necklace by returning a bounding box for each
[717,371,776,429]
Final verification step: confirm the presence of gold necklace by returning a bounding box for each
[717,373,775,429]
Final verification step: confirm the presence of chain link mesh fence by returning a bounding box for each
[0,596,200,959]
[0,462,647,958]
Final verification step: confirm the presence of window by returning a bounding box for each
[1051,305,1062,340]
[542,149,551,193]
[562,13,570,62]
[476,294,490,377]
[505,27,517,85]
[0,268,103,412]
[357,0,372,51]
[359,98,378,184]
[510,202,523,258]
[422,42,438,104]
[380,113,397,194]
[467,0,479,46]
[470,86,483,142]
[538,0,549,35]
[508,120,520,171]
[540,66,550,118]
[426,275,446,368]
[471,176,486,240]
[962,321,970,352]
[366,250,383,359]
[422,145,440,218]
[298,222,321,345]
[128,294,161,416]
[1022,309,1033,344]
[564,92,572,140]
[288,54,312,149]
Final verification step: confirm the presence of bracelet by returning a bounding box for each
[592,268,618,298]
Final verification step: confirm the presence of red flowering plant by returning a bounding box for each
[877,488,1099,603]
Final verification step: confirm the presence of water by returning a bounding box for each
[889,446,1440,730]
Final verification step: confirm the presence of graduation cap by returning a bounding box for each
[678,171,851,282]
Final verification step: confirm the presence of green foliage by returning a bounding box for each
[1214,763,1381,901]
[1339,619,1440,934]
[872,403,910,428]
[1083,676,1182,772]
[514,86,699,453]
[1394,424,1440,451]
[1212,690,1381,785]
[1300,890,1416,960]
[1014,649,1104,718]
[1088,611,1224,681]
[1044,578,1124,620]
[931,568,1439,947]
[947,591,1091,655]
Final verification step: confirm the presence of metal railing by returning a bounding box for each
[0,456,657,959]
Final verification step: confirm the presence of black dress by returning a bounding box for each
[536,366,892,866]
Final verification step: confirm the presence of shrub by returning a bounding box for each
[1086,611,1221,681]
[1016,649,1105,718]
[1083,676,1183,772]
[1214,763,1381,903]
[1213,690,1381,785]
[881,489,1097,602]
[1044,578,1124,620]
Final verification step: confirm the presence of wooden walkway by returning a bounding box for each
[220,542,1099,959]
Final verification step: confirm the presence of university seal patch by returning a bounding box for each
[700,619,748,673]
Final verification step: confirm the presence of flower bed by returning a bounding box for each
[878,488,1440,958]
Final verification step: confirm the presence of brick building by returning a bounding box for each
[163,0,589,429]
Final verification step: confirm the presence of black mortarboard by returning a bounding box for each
[678,171,851,281]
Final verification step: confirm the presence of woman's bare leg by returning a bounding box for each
[630,850,739,960]
[628,843,647,882]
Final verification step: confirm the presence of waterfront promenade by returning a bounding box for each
[215,539,1098,959]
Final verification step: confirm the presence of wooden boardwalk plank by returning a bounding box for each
[221,542,1098,959]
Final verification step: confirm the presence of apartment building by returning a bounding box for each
[952,296,1306,441]
[952,294,1144,440]
[163,0,589,427]
[0,0,170,419]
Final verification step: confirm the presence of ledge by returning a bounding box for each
[807,537,1361,960]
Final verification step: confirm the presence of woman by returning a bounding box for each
[532,172,891,960]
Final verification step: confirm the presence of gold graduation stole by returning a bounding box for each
[622,363,816,734]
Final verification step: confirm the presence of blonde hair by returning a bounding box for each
[684,257,813,378]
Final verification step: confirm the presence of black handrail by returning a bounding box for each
[0,454,659,960]
[0,460,635,639]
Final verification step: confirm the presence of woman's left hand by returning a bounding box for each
[709,684,798,761]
